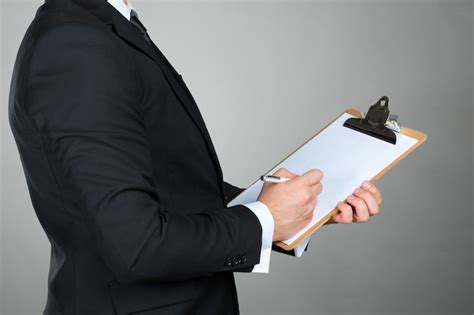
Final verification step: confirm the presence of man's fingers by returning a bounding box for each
[298,169,323,186]
[272,168,325,187]
[354,188,379,216]
[333,202,353,224]
[309,182,323,198]
[346,195,370,223]
[301,183,322,209]
[362,180,382,205]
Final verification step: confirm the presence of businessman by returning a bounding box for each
[8,0,382,314]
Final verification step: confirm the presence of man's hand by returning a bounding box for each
[257,168,323,242]
[326,180,382,224]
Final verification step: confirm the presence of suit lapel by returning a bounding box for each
[109,10,225,188]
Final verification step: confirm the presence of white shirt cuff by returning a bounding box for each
[242,201,274,273]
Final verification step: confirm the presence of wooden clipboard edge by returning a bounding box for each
[228,108,427,251]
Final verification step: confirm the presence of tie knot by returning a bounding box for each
[130,9,139,20]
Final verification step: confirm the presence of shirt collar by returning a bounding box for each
[107,0,135,21]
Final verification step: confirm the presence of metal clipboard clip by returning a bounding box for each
[343,96,400,144]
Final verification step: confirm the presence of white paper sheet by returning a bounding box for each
[228,112,418,246]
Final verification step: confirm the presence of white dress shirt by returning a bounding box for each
[107,0,135,19]
[106,0,296,273]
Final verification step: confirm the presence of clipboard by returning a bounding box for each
[228,97,427,251]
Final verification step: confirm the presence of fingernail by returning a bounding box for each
[355,188,363,194]
[347,195,355,201]
[363,181,372,189]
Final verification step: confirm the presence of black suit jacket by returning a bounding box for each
[9,0,265,314]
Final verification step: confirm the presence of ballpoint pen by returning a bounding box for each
[260,174,290,183]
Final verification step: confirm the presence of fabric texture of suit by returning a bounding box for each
[8,0,264,314]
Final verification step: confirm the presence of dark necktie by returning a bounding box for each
[129,10,152,44]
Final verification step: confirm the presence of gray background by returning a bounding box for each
[1,0,472,314]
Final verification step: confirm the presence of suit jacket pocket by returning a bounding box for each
[109,279,195,315]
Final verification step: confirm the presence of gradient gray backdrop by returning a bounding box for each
[1,1,473,314]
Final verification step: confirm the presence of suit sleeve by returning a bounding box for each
[25,24,263,283]
[223,181,245,201]
[222,181,274,272]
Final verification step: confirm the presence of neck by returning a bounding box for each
[123,0,128,5]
